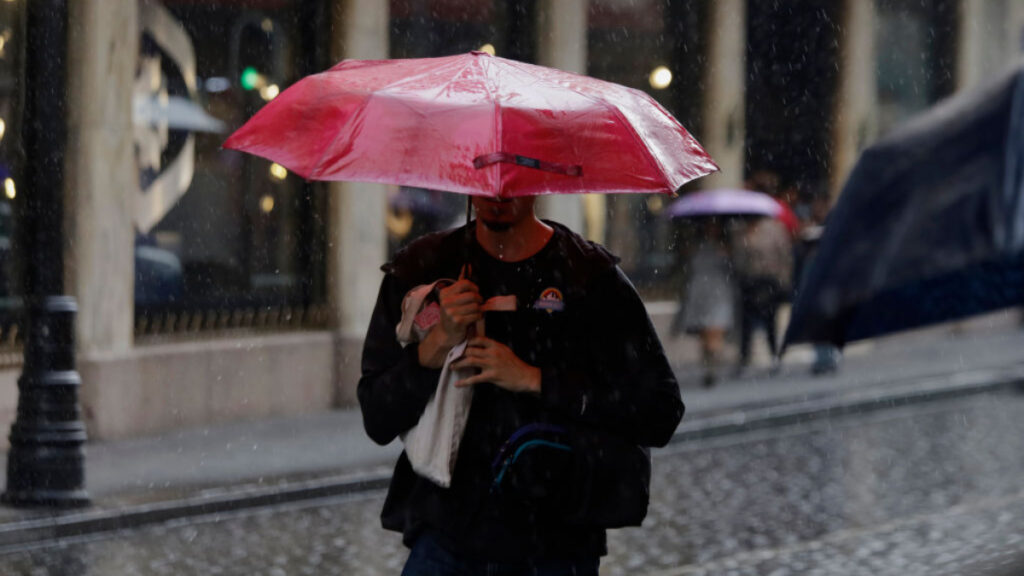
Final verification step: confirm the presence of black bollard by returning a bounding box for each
[3,297,88,507]
[2,0,89,508]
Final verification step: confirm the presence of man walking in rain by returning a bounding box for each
[359,196,684,575]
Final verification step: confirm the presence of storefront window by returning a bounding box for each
[386,0,535,255]
[876,0,957,134]
[135,1,327,336]
[745,0,840,191]
[0,0,22,343]
[588,0,676,296]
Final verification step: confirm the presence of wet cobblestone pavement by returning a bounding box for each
[3,392,1024,575]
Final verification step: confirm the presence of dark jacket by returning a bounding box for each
[358,221,683,562]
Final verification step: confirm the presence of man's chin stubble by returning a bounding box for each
[480,220,513,232]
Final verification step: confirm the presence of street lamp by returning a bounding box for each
[2,0,89,508]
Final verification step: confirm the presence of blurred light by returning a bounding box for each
[649,66,673,90]
[240,66,264,91]
[260,194,275,213]
[387,209,414,239]
[261,18,274,33]
[646,195,664,213]
[269,163,288,181]
[204,76,231,93]
[148,61,163,92]
[0,118,6,143]
[260,84,280,101]
[479,44,496,56]
[4,178,14,200]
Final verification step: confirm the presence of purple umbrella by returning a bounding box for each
[665,188,784,219]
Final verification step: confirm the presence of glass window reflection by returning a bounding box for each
[135,1,327,336]
[0,0,21,317]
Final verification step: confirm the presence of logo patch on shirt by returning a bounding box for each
[533,287,565,312]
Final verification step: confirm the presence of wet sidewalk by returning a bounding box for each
[0,317,1022,550]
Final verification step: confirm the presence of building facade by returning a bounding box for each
[0,0,1020,443]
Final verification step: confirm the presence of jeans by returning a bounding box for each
[401,531,600,576]
[811,343,840,374]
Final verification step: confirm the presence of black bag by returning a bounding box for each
[489,423,651,528]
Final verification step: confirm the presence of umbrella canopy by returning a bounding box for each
[784,61,1024,349]
[223,51,717,198]
[665,188,785,218]
[665,188,800,235]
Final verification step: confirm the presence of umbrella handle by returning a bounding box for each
[463,196,474,282]
[457,263,484,339]
[469,318,485,340]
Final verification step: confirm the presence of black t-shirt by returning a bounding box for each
[467,234,572,368]
[437,231,603,560]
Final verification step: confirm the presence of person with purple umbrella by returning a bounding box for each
[731,211,794,376]
[673,219,735,387]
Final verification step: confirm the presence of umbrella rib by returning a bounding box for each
[307,84,373,179]
[376,55,497,194]
[432,56,499,196]
[377,55,471,94]
[478,56,502,196]
[604,103,675,191]
[500,59,674,192]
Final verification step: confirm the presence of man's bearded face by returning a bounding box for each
[472,196,536,231]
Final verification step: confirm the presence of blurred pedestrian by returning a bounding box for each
[732,214,793,375]
[674,219,735,387]
[746,168,780,199]
[359,196,683,576]
[794,194,841,374]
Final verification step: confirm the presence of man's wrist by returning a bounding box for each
[417,329,453,368]
[415,327,448,366]
[523,365,542,395]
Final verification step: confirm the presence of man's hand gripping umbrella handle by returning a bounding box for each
[417,265,483,369]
